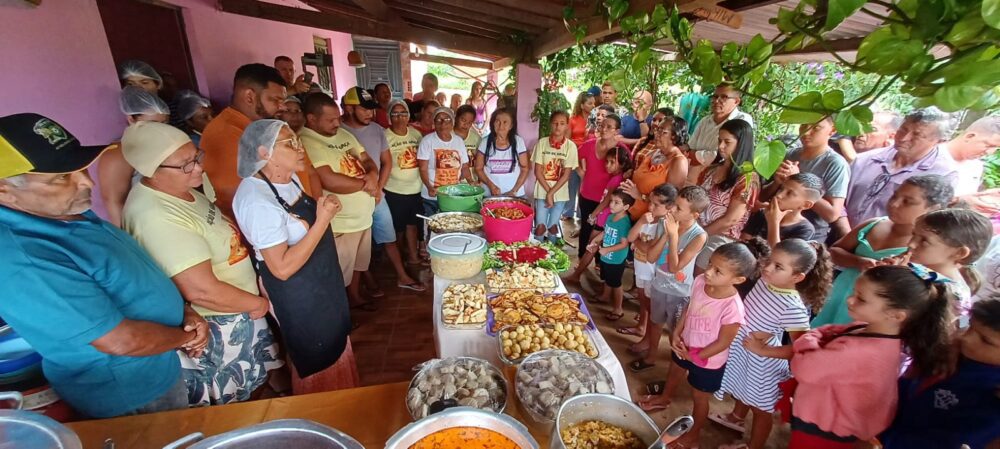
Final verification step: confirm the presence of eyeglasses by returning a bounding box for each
[275,137,304,151]
[159,150,205,174]
[434,117,453,123]
[711,94,737,101]
[390,112,409,117]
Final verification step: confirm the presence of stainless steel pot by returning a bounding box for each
[406,357,508,420]
[162,419,364,449]
[426,212,484,235]
[550,394,659,449]
[385,406,538,449]
[0,391,82,449]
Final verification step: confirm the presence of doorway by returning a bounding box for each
[96,0,198,93]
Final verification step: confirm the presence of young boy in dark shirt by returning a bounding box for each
[741,173,823,246]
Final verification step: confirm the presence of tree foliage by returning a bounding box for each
[564,0,1000,179]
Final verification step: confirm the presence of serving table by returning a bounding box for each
[431,273,631,400]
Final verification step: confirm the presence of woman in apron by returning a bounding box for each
[232,119,357,394]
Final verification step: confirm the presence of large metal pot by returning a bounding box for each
[406,357,507,420]
[385,406,538,449]
[426,212,484,235]
[550,394,659,449]
[162,419,364,449]
[0,391,82,449]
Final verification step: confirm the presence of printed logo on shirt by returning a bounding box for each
[338,152,366,178]
[543,158,564,181]
[398,145,418,169]
[933,389,959,410]
[227,222,250,266]
[433,149,462,187]
[487,158,514,175]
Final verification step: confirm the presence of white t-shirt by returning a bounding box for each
[688,108,755,152]
[953,158,985,196]
[477,135,527,196]
[233,175,309,261]
[417,132,470,200]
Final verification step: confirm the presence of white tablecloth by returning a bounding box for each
[432,273,631,400]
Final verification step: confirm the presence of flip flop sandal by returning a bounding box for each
[628,359,656,373]
[645,381,666,395]
[351,301,379,312]
[367,289,386,299]
[616,327,642,336]
[708,411,747,433]
[605,311,625,321]
[398,282,427,292]
[635,394,669,412]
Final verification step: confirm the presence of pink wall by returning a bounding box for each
[171,0,357,107]
[0,0,125,145]
[0,0,358,145]
[515,63,543,150]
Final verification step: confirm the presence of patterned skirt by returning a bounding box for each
[179,313,283,406]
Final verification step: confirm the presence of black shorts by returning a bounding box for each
[671,351,725,393]
[599,260,626,288]
[384,190,422,233]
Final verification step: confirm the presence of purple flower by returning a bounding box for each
[766,135,775,141]
[805,62,819,70]
[818,72,826,80]
[833,72,844,80]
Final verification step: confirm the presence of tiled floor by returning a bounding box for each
[350,221,792,448]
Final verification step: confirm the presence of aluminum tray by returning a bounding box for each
[485,293,596,336]
[495,324,600,365]
[440,283,488,330]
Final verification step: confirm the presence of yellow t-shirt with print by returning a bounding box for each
[122,182,258,317]
[384,126,423,195]
[463,129,482,182]
[532,138,579,202]
[300,127,376,233]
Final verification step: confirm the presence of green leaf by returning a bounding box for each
[985,0,1000,29]
[850,105,874,127]
[609,0,629,21]
[779,91,825,124]
[856,37,926,75]
[752,78,774,96]
[944,60,1000,86]
[834,109,863,136]
[651,4,668,24]
[746,34,768,61]
[825,0,867,31]
[968,86,1000,110]
[933,85,989,111]
[821,89,845,110]
[753,140,787,179]
[608,69,627,92]
[632,51,653,72]
[773,7,798,33]
[692,41,724,85]
[720,42,741,64]
[945,10,986,46]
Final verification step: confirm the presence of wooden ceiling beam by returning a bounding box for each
[218,0,515,57]
[402,15,508,41]
[717,0,786,12]
[413,0,561,29]
[385,1,535,37]
[480,0,566,19]
[410,53,494,70]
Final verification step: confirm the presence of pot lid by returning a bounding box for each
[428,233,486,255]
[0,392,81,449]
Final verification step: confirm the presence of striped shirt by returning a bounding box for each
[716,280,810,411]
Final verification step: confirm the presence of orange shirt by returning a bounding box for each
[200,107,315,218]
[628,150,681,221]
[569,114,589,147]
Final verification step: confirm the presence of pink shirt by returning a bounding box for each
[578,139,628,202]
[595,174,624,227]
[681,275,745,369]
[790,323,903,440]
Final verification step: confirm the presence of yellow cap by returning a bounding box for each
[121,121,191,177]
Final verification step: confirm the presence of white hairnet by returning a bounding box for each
[238,119,288,178]
[176,90,211,121]
[119,86,170,116]
[117,59,163,86]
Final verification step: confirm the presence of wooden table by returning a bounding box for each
[67,377,555,449]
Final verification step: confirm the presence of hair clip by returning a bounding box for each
[907,263,952,285]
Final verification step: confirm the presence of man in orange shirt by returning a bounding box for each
[200,63,320,218]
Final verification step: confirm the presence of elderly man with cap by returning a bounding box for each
[277,96,306,133]
[233,119,359,393]
[120,121,283,406]
[417,106,474,216]
[0,113,207,418]
[301,92,380,311]
[341,87,424,293]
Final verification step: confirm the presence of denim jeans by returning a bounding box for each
[534,199,566,242]
[123,374,188,417]
[371,198,397,244]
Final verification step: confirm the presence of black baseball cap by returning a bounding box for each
[0,113,108,179]
[343,86,380,109]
